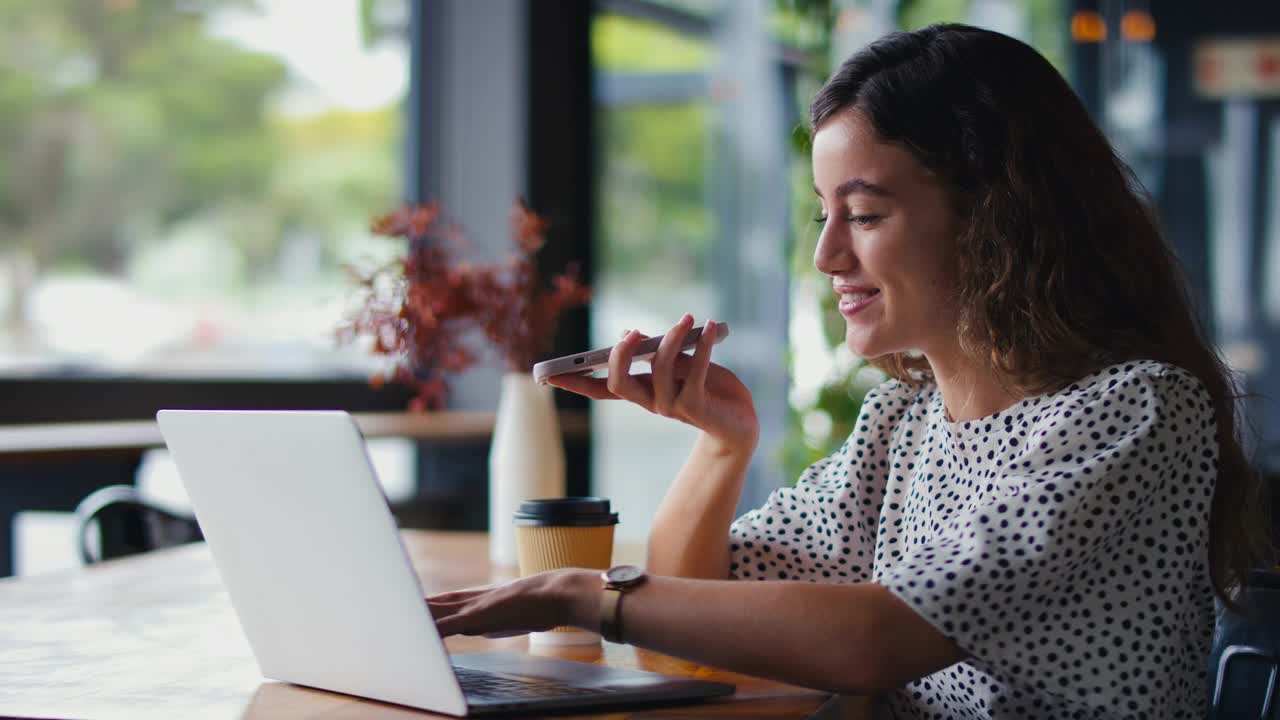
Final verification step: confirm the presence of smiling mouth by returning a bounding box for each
[838,289,881,316]
[838,289,880,303]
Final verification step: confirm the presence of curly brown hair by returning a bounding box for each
[811,24,1274,606]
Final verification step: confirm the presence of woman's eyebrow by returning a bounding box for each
[812,177,894,199]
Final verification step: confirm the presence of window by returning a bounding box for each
[0,0,410,379]
[591,1,819,543]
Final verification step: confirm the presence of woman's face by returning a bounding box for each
[811,110,961,362]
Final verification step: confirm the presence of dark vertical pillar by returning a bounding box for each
[1068,0,1103,118]
[1252,101,1280,468]
[526,0,594,499]
[1150,0,1216,329]
[406,0,440,205]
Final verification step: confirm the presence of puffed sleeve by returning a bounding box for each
[876,363,1217,716]
[729,379,922,583]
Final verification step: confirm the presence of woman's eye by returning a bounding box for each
[812,214,881,226]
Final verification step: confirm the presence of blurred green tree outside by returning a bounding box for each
[0,0,400,357]
[592,13,714,290]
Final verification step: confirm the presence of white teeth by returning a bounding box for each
[841,291,879,302]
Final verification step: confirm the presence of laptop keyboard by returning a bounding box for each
[453,666,612,700]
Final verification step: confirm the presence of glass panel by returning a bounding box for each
[593,13,712,71]
[592,13,717,544]
[0,0,409,377]
[592,1,813,540]
[640,0,724,19]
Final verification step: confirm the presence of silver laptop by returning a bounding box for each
[156,409,734,716]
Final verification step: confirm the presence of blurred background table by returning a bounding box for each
[0,410,590,463]
[0,530,843,719]
[0,411,591,578]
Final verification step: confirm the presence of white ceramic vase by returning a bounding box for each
[488,372,565,566]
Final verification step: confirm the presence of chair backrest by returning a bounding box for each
[1208,569,1280,719]
[74,485,203,564]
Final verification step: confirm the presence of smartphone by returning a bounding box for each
[532,322,730,385]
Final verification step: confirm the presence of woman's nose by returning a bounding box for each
[813,224,854,275]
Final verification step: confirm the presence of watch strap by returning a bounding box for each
[600,587,624,643]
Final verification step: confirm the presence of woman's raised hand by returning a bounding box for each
[546,314,759,456]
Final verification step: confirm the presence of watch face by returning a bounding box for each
[606,564,645,585]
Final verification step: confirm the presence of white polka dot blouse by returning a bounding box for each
[729,360,1217,719]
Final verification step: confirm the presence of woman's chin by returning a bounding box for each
[845,327,885,359]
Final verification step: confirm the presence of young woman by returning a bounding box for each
[427,24,1272,718]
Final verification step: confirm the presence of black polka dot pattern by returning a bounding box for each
[729,360,1216,718]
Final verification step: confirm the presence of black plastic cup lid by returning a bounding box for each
[513,497,619,527]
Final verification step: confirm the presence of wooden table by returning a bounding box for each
[0,531,847,719]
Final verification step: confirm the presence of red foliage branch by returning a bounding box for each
[339,200,590,411]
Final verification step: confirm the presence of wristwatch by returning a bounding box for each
[599,564,647,644]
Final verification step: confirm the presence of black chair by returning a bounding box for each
[73,485,203,564]
[1208,569,1280,719]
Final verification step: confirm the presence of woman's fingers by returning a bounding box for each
[544,318,713,418]
[426,584,498,604]
[427,601,458,622]
[545,327,632,399]
[435,611,518,638]
[429,583,561,638]
[427,594,474,623]
[433,609,473,637]
[650,314,693,416]
[546,373,617,399]
[427,587,492,631]
[680,319,716,402]
[606,330,654,409]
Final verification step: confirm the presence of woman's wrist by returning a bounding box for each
[557,568,603,632]
[695,431,757,465]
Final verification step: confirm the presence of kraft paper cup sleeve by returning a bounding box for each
[515,524,615,644]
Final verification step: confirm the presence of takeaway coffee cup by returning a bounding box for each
[513,498,619,645]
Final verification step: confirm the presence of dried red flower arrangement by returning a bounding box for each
[340,200,590,411]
